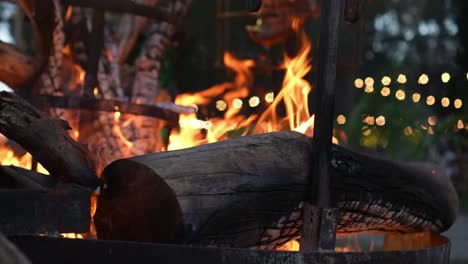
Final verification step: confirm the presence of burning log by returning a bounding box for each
[0,91,99,188]
[0,42,37,89]
[95,131,458,249]
[0,166,91,235]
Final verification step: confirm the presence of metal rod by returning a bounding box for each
[301,0,341,253]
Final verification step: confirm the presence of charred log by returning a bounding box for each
[94,131,458,249]
[0,166,91,235]
[0,42,37,89]
[0,91,99,188]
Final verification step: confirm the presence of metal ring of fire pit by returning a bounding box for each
[10,234,450,264]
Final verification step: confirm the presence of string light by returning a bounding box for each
[365,85,374,93]
[93,87,99,96]
[441,72,451,83]
[397,74,407,84]
[412,93,421,103]
[337,114,347,125]
[381,87,391,96]
[363,116,375,125]
[362,126,372,136]
[265,92,275,103]
[365,77,374,86]
[381,76,391,86]
[216,100,227,111]
[395,89,406,100]
[354,78,364,88]
[426,95,435,105]
[248,96,260,107]
[418,74,429,85]
[458,120,464,130]
[233,98,243,109]
[428,116,438,126]
[404,126,413,136]
[454,99,463,109]
[376,116,386,126]
[441,97,450,108]
[428,126,434,135]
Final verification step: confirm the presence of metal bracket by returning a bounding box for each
[300,203,338,253]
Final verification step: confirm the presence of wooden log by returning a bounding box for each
[0,42,37,89]
[95,131,458,249]
[0,233,31,264]
[0,166,91,235]
[0,91,99,188]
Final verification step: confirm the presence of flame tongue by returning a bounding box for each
[169,27,317,151]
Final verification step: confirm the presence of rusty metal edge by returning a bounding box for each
[9,235,450,264]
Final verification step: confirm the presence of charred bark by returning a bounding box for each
[0,166,91,235]
[95,131,458,249]
[0,91,99,188]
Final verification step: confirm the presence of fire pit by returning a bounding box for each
[0,0,461,263]
[9,233,450,264]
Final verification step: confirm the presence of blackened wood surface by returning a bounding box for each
[95,131,458,249]
[0,166,91,234]
[10,235,450,264]
[0,188,90,235]
[0,91,99,188]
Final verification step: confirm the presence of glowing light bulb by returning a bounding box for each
[457,120,464,130]
[233,98,243,109]
[397,74,407,84]
[441,72,450,83]
[412,93,421,103]
[354,78,364,88]
[428,116,438,126]
[381,87,391,97]
[454,99,463,109]
[265,92,274,103]
[395,89,406,100]
[363,116,375,125]
[441,97,450,107]
[365,85,374,93]
[216,100,227,111]
[364,77,374,86]
[248,96,260,107]
[404,126,413,136]
[381,76,391,86]
[418,74,429,85]
[426,95,435,106]
[337,114,346,125]
[376,116,385,126]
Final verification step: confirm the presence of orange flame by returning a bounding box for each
[168,26,331,151]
